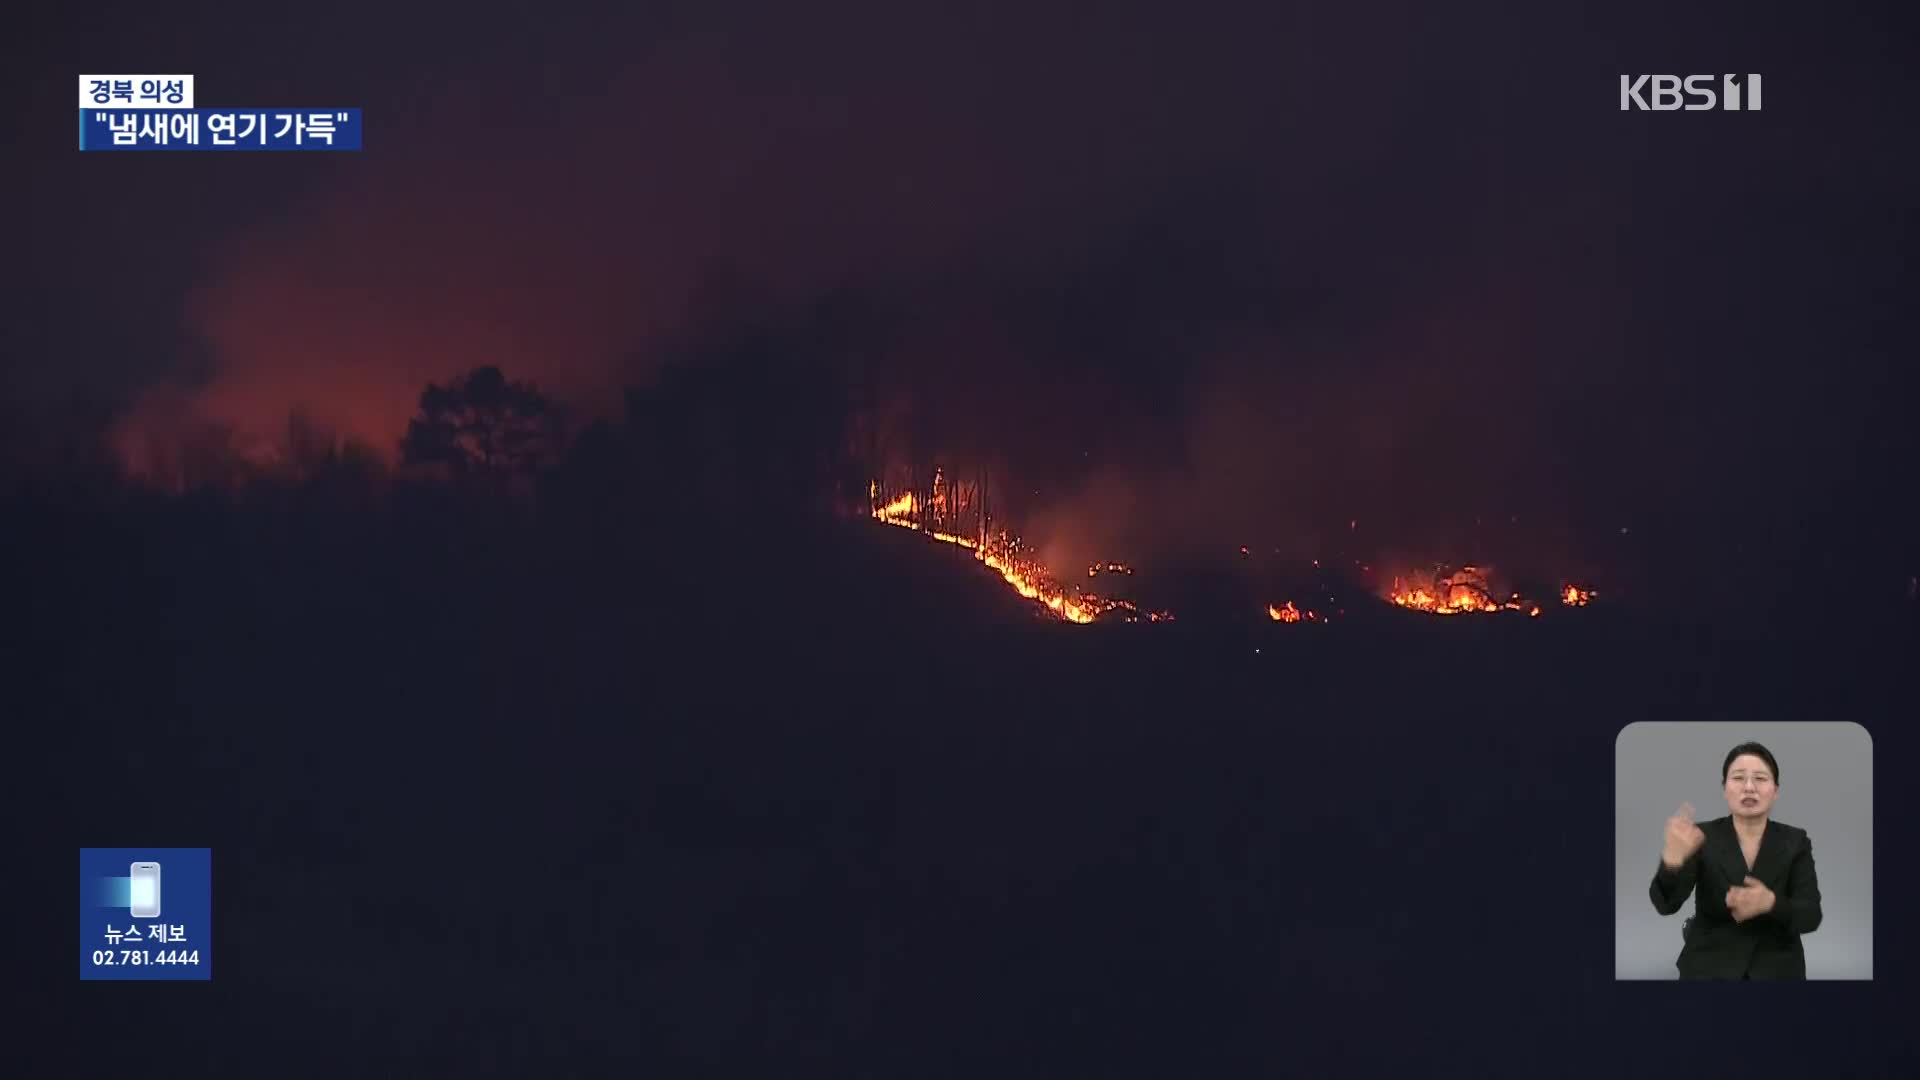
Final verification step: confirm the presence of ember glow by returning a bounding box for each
[1561,584,1595,607]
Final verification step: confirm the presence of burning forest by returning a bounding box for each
[1385,564,1542,617]
[869,472,1172,625]
[868,466,1601,628]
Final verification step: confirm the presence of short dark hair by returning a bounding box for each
[1723,742,1780,784]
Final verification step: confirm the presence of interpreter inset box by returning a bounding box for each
[1614,723,1871,980]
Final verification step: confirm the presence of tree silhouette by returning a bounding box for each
[401,366,563,474]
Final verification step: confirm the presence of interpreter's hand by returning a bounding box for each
[1726,876,1776,923]
[1662,802,1706,869]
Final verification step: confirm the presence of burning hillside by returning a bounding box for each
[868,477,1171,624]
[871,484,1092,622]
[871,475,1600,628]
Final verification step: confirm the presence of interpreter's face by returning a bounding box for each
[1724,754,1778,820]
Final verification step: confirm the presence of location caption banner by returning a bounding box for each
[78,74,196,108]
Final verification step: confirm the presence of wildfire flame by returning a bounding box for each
[876,491,918,519]
[1267,601,1324,623]
[1388,585,1496,615]
[1386,565,1550,617]
[875,480,1582,626]
[873,484,1104,624]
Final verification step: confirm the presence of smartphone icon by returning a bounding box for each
[130,862,161,918]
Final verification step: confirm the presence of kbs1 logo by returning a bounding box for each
[1619,74,1762,111]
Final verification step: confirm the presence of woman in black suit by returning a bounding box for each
[1650,742,1823,979]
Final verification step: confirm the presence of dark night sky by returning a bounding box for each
[9,9,1920,1071]
[6,0,1916,595]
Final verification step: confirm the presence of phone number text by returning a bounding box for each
[89,950,200,966]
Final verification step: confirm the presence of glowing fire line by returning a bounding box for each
[872,488,1096,623]
[875,486,1593,625]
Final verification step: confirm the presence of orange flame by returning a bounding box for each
[1385,564,1563,617]
[1388,584,1501,615]
[1267,601,1324,623]
[875,491,918,521]
[878,482,1583,626]
[872,483,1108,624]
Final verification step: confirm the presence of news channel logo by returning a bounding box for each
[77,74,362,151]
[79,848,212,980]
[1620,74,1762,111]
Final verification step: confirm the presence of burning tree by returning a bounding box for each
[1387,563,1541,616]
